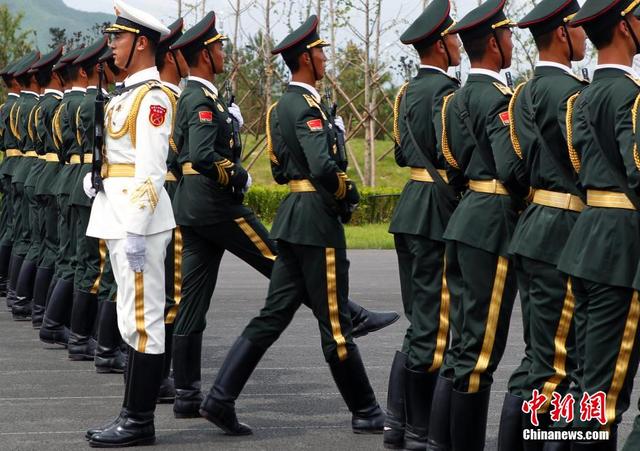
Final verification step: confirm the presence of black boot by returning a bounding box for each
[383,351,408,449]
[498,393,524,451]
[543,440,571,451]
[95,299,125,373]
[88,347,163,447]
[6,254,23,310]
[523,411,549,451]
[0,243,13,298]
[39,279,73,347]
[12,258,37,320]
[200,336,266,435]
[157,323,175,404]
[404,367,438,450]
[329,347,385,434]
[450,388,491,451]
[31,267,54,329]
[427,376,453,451]
[348,300,400,338]
[173,333,204,418]
[68,291,98,361]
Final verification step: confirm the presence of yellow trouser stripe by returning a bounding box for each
[606,291,640,427]
[134,272,148,352]
[540,278,576,411]
[234,218,277,261]
[165,226,183,324]
[429,255,450,372]
[468,256,509,393]
[90,240,107,295]
[326,248,348,361]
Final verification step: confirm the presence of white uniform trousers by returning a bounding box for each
[107,230,172,355]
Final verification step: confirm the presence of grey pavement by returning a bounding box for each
[0,250,637,450]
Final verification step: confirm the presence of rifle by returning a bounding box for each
[323,87,347,171]
[92,62,105,192]
[224,79,243,163]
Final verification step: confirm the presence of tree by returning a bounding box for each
[48,22,110,51]
[0,5,33,100]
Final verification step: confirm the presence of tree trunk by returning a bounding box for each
[264,0,273,113]
[363,0,373,187]
[232,0,241,92]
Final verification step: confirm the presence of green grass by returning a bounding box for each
[345,223,394,249]
[242,135,407,190]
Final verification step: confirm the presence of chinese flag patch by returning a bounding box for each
[199,111,213,123]
[306,118,323,132]
[149,105,167,127]
[499,111,510,126]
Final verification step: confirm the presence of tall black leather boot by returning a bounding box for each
[0,243,13,298]
[39,279,73,347]
[68,291,98,361]
[348,299,400,338]
[450,388,491,451]
[31,266,54,329]
[404,367,438,450]
[12,258,37,320]
[427,376,453,451]
[157,323,175,404]
[88,347,163,448]
[94,299,125,373]
[383,351,408,449]
[523,411,549,451]
[498,393,525,451]
[6,254,23,310]
[200,336,266,435]
[173,333,204,418]
[329,347,385,434]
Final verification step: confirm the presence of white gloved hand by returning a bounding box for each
[334,115,346,133]
[228,103,244,129]
[83,172,97,199]
[125,233,146,273]
[243,172,253,193]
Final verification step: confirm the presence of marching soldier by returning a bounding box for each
[557,0,640,447]
[168,11,397,419]
[430,0,530,449]
[384,1,461,449]
[499,0,588,449]
[39,46,87,347]
[198,14,385,436]
[28,47,65,328]
[84,0,175,446]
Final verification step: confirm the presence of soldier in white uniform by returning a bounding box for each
[83,0,174,447]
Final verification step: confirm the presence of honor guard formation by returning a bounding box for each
[3,0,640,448]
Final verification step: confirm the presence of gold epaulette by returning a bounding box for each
[393,82,409,146]
[302,94,327,120]
[202,87,217,102]
[632,93,640,170]
[509,82,527,159]
[493,82,513,96]
[566,92,581,173]
[627,74,640,86]
[441,93,459,169]
[266,102,279,165]
[52,103,64,151]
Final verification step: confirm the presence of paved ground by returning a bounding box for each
[0,250,638,450]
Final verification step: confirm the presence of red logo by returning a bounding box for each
[499,111,510,126]
[199,110,213,123]
[522,389,548,427]
[149,105,167,127]
[306,118,323,131]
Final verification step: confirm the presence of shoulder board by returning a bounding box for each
[202,87,217,102]
[567,72,588,84]
[626,74,640,86]
[302,93,320,108]
[53,94,62,100]
[493,82,513,96]
[145,80,163,90]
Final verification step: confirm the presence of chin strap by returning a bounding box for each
[624,17,640,54]
[440,38,452,67]
[306,49,319,81]
[205,46,219,76]
[492,30,506,69]
[563,25,575,62]
[171,50,184,79]
[124,35,138,69]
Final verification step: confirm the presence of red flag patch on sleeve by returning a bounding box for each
[306,118,324,132]
[499,111,510,126]
[199,111,213,123]
[149,105,167,127]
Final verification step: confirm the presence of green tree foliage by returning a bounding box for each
[48,22,110,50]
[0,5,33,99]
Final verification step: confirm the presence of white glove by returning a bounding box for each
[334,115,346,133]
[243,172,253,193]
[125,233,146,273]
[228,103,244,129]
[83,172,97,199]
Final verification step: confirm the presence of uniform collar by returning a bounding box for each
[124,66,160,87]
[21,90,39,97]
[162,81,182,96]
[71,87,87,93]
[468,68,505,84]
[289,81,321,103]
[8,92,19,97]
[595,64,637,77]
[419,64,448,76]
[536,60,572,74]
[188,76,218,96]
[44,88,63,96]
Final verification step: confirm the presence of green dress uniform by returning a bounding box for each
[556,1,640,445]
[39,46,87,348]
[198,15,385,437]
[431,1,528,449]
[383,1,461,449]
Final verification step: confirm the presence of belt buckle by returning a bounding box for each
[490,179,498,194]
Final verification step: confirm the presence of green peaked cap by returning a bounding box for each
[271,15,330,61]
[448,0,515,40]
[171,12,227,52]
[518,0,580,36]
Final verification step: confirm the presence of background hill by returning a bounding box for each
[2,0,112,50]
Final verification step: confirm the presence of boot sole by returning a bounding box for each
[174,411,201,419]
[32,323,42,330]
[95,367,125,374]
[69,354,95,361]
[12,315,31,321]
[353,428,384,435]
[156,397,175,404]
[199,409,252,436]
[352,314,400,338]
[88,436,155,448]
[40,338,68,349]
[383,441,405,449]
